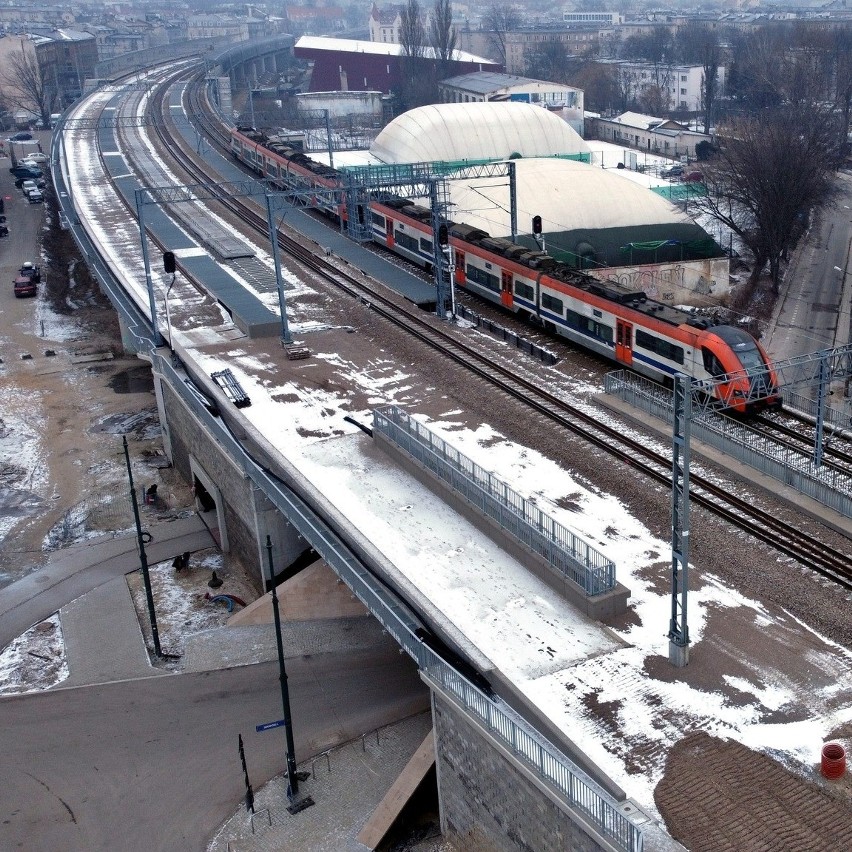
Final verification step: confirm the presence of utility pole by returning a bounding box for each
[123,435,161,657]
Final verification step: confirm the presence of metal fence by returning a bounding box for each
[605,372,852,518]
[783,387,852,433]
[152,355,642,852]
[373,405,616,596]
[455,304,559,366]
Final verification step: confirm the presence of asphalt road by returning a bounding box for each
[767,170,852,361]
[0,650,428,851]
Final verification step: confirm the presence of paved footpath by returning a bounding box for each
[0,512,217,656]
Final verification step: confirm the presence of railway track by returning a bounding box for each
[113,68,852,591]
[755,410,852,476]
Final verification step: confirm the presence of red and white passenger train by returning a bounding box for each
[230,126,782,414]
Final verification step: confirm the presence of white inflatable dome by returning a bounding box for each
[370,102,590,164]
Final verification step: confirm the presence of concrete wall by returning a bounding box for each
[155,373,308,582]
[590,256,731,306]
[432,687,624,852]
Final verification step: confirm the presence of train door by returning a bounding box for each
[455,250,465,286]
[501,270,513,308]
[385,217,394,248]
[615,319,633,365]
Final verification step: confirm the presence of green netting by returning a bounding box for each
[619,238,719,258]
[552,152,592,164]
[651,182,707,201]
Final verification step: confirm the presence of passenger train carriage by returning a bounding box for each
[230,126,782,414]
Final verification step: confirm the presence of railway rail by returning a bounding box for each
[755,410,852,476]
[103,67,852,592]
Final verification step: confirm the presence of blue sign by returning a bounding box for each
[256,719,285,732]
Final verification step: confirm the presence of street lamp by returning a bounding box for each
[264,536,299,801]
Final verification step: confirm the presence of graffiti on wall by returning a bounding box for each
[593,263,719,303]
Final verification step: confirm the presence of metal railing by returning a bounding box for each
[373,405,616,596]
[605,371,852,518]
[455,304,559,365]
[783,387,852,432]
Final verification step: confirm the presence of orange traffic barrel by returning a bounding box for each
[821,742,846,779]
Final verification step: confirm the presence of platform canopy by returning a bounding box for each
[370,102,590,164]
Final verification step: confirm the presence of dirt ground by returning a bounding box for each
[0,158,260,601]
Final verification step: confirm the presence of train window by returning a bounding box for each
[420,237,433,254]
[636,330,684,364]
[593,309,602,318]
[541,293,564,315]
[395,231,420,253]
[514,281,534,300]
[566,309,614,344]
[466,264,500,292]
[702,348,724,376]
[371,212,385,227]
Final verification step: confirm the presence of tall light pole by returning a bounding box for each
[123,435,161,658]
[265,536,298,800]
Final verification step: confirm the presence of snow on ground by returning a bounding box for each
[0,614,68,694]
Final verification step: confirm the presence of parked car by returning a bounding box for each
[9,131,33,141]
[0,222,8,238]
[19,262,41,282]
[682,171,704,183]
[10,165,43,180]
[14,275,37,297]
[15,175,46,189]
[26,188,44,204]
[21,152,47,164]
[660,164,684,179]
[20,179,38,195]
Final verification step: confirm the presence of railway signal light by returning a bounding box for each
[532,215,542,235]
[438,224,448,246]
[163,251,176,274]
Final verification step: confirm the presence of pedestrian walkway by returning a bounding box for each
[0,512,217,677]
[207,710,440,852]
[60,577,163,687]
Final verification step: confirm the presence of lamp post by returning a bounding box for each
[265,536,298,800]
[123,435,161,658]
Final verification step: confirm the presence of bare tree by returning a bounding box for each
[398,0,432,109]
[524,41,585,86]
[0,42,56,128]
[676,22,721,133]
[400,0,426,60]
[430,0,457,79]
[693,106,839,293]
[567,61,618,113]
[482,4,520,67]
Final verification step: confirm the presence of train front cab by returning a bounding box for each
[700,326,782,414]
